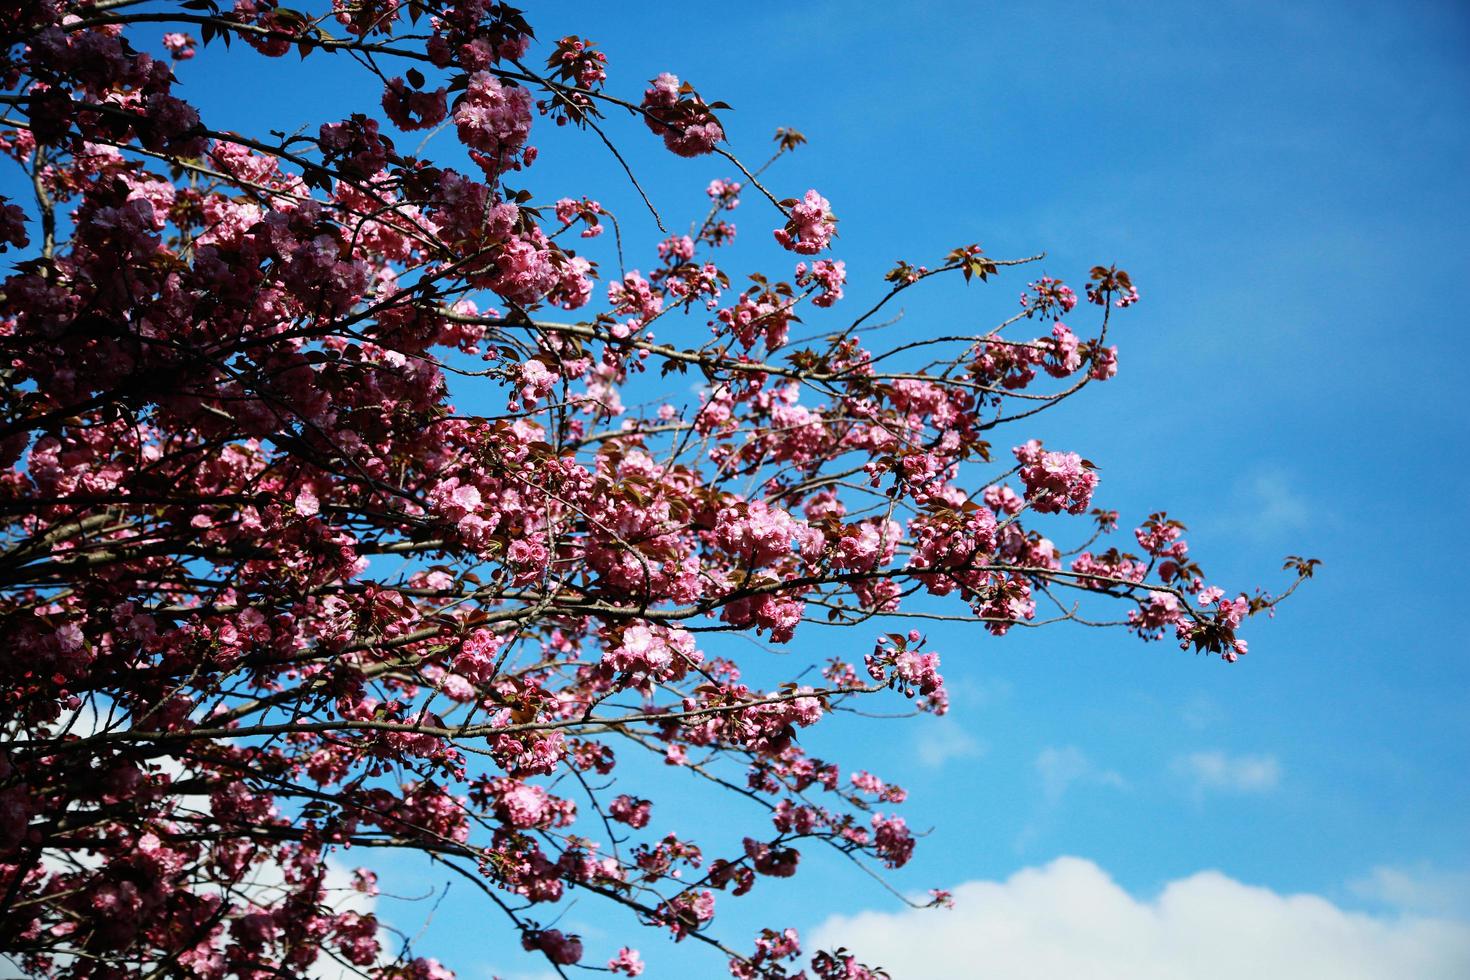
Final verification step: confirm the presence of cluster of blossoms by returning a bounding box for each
[715,500,825,568]
[553,195,605,237]
[641,72,725,156]
[715,279,801,351]
[161,32,195,60]
[774,189,837,254]
[866,633,949,713]
[708,177,743,208]
[602,622,702,682]
[454,71,535,176]
[0,3,1302,978]
[1020,275,1078,316]
[382,75,449,131]
[1087,264,1141,307]
[1071,548,1149,587]
[1013,440,1100,514]
[549,34,607,89]
[539,33,608,125]
[795,258,847,307]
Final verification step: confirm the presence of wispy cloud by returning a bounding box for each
[1036,746,1126,803]
[1181,693,1224,731]
[944,675,1014,709]
[915,718,987,769]
[1173,750,1281,795]
[1351,865,1470,919]
[1230,467,1314,540]
[475,969,560,980]
[1013,748,1126,853]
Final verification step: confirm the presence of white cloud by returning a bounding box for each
[1228,467,1313,540]
[945,675,1013,709]
[1350,865,1470,919]
[1181,693,1224,731]
[807,857,1470,980]
[476,969,559,980]
[1173,750,1281,794]
[1036,746,1125,802]
[916,718,987,769]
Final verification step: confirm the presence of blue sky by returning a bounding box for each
[8,0,1469,976]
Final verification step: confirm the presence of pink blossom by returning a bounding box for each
[522,928,583,965]
[1042,322,1083,377]
[610,795,652,828]
[294,487,320,517]
[454,72,533,176]
[0,200,28,252]
[773,189,836,254]
[519,358,557,403]
[707,178,742,208]
[658,233,696,263]
[1013,440,1099,514]
[795,258,846,306]
[983,484,1024,516]
[382,76,448,130]
[454,628,507,684]
[1020,276,1078,316]
[161,32,195,59]
[490,778,574,830]
[554,195,604,236]
[641,72,724,156]
[609,947,645,976]
[715,500,823,568]
[870,814,915,868]
[603,622,701,680]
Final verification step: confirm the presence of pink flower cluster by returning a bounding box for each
[523,928,583,965]
[1071,549,1149,587]
[488,778,577,830]
[774,189,836,254]
[554,196,604,237]
[161,32,196,59]
[454,71,534,176]
[610,795,652,828]
[608,270,664,323]
[602,622,702,680]
[983,484,1024,515]
[0,199,29,252]
[716,289,797,351]
[658,233,696,263]
[453,628,508,686]
[609,947,646,976]
[551,35,608,89]
[730,926,803,978]
[641,72,724,156]
[707,177,742,208]
[831,519,900,572]
[865,633,948,714]
[715,500,824,568]
[1013,439,1099,514]
[850,770,908,804]
[382,76,449,130]
[1020,275,1078,316]
[318,113,390,178]
[796,258,847,307]
[1041,323,1082,377]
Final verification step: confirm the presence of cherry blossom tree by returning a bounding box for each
[0,3,1315,977]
